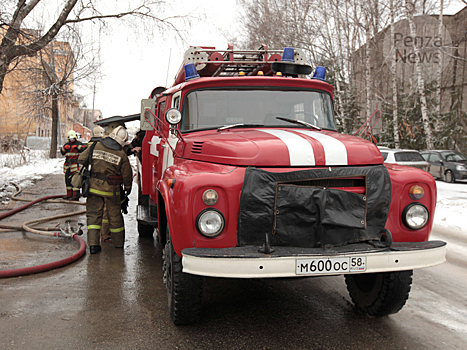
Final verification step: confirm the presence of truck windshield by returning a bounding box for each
[181,89,335,131]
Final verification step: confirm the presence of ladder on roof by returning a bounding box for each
[173,44,307,85]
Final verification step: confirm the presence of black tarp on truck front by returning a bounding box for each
[237,165,391,248]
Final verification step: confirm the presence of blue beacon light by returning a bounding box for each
[281,47,295,62]
[312,66,326,81]
[184,63,200,81]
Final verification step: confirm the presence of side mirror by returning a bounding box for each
[140,99,155,131]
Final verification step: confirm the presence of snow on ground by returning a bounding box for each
[0,151,62,190]
[432,180,467,235]
[1,152,466,234]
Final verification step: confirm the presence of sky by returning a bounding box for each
[23,0,465,120]
[81,0,467,119]
[82,0,239,119]
[1,151,466,235]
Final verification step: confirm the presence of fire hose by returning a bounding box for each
[0,189,87,279]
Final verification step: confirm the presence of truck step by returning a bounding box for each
[137,204,158,225]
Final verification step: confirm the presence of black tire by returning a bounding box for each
[345,270,413,317]
[445,170,455,183]
[163,226,203,325]
[137,221,154,237]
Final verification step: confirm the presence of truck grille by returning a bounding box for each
[281,177,366,194]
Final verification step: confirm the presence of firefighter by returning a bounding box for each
[78,125,132,254]
[88,125,111,243]
[126,129,145,161]
[60,130,86,200]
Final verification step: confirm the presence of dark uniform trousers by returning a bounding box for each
[86,193,125,247]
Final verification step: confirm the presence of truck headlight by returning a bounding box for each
[196,209,225,237]
[402,203,429,229]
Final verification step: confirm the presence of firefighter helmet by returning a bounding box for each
[105,120,126,136]
[109,126,128,147]
[92,125,105,138]
[67,130,77,141]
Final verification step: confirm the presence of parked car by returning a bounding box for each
[420,150,467,183]
[378,148,429,171]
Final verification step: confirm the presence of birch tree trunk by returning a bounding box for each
[435,0,444,134]
[404,0,434,149]
[332,0,346,131]
[365,26,372,122]
[390,0,400,148]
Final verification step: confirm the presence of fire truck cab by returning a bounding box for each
[136,45,446,325]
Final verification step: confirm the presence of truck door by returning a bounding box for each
[151,99,165,187]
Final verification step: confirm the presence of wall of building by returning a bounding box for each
[351,8,467,133]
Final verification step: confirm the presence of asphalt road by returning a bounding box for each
[1,174,466,350]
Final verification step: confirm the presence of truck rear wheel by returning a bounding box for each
[345,270,413,317]
[163,227,203,325]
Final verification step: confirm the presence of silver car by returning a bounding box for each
[420,150,467,183]
[378,148,429,171]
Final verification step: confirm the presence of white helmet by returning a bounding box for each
[105,120,125,136]
[92,125,105,138]
[109,125,128,147]
[67,130,77,141]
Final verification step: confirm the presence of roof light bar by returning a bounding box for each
[312,66,326,81]
[184,63,200,81]
[281,47,295,62]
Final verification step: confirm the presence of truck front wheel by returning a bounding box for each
[163,227,203,325]
[345,270,413,317]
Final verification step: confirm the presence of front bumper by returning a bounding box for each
[182,241,446,278]
[455,170,467,179]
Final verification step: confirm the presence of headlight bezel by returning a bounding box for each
[165,108,182,125]
[401,203,429,230]
[196,208,225,238]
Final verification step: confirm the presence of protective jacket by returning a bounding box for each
[78,137,132,199]
[60,140,86,174]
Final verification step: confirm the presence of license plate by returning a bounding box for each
[296,256,367,275]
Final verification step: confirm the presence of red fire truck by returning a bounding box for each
[135,45,446,324]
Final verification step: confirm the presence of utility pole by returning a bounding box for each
[91,83,96,126]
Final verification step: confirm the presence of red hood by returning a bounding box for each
[180,128,383,167]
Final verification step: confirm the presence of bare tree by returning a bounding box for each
[434,0,444,133]
[390,0,401,148]
[18,27,101,157]
[403,0,434,149]
[1,0,191,157]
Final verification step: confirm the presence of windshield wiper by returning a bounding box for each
[217,123,264,131]
[276,117,321,131]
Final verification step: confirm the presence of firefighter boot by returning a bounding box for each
[71,188,81,201]
[90,245,101,254]
[111,231,125,248]
[63,189,72,199]
[87,228,101,254]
